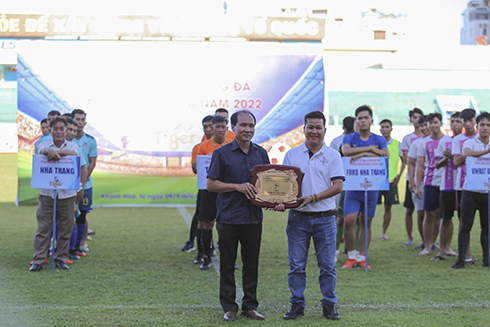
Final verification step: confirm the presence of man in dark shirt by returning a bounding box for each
[207,110,270,322]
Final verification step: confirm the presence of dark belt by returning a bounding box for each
[292,210,338,218]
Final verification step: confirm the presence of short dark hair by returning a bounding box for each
[451,112,461,119]
[380,119,392,127]
[343,116,355,133]
[409,108,423,118]
[62,113,73,119]
[427,112,442,122]
[40,118,48,125]
[66,117,77,127]
[47,110,61,117]
[212,115,227,125]
[215,108,229,115]
[476,111,490,124]
[460,108,476,121]
[304,111,326,127]
[202,115,214,125]
[418,115,428,124]
[231,110,256,126]
[72,109,86,117]
[49,117,68,128]
[355,105,373,117]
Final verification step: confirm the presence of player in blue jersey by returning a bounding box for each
[72,109,98,253]
[341,105,388,269]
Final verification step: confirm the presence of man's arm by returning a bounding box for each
[207,177,256,199]
[416,157,425,199]
[41,148,78,161]
[463,146,490,158]
[392,156,406,188]
[87,157,97,178]
[435,156,447,169]
[78,165,88,202]
[297,179,343,210]
[407,158,416,193]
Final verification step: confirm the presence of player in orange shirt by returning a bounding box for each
[195,115,233,270]
[181,115,214,252]
[200,108,235,143]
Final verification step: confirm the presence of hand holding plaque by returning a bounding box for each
[249,164,305,208]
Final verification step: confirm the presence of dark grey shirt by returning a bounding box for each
[207,139,270,224]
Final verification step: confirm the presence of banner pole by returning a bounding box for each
[51,190,57,273]
[365,190,368,272]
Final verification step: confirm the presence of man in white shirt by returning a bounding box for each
[452,111,490,269]
[400,108,424,247]
[30,117,82,272]
[280,111,344,321]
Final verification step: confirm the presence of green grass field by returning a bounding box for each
[1,154,489,326]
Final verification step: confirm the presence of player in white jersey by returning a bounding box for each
[407,115,430,251]
[452,111,490,269]
[431,112,462,261]
[452,108,478,263]
[400,108,424,247]
[416,113,445,256]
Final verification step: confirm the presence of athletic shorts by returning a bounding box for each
[377,182,400,206]
[78,187,93,212]
[423,185,440,211]
[344,190,379,218]
[440,191,456,220]
[197,189,218,222]
[403,182,414,209]
[336,191,346,216]
[411,181,424,211]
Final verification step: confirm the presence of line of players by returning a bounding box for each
[330,106,488,269]
[29,109,97,271]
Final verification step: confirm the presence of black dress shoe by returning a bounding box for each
[223,311,237,321]
[283,304,304,320]
[241,310,265,320]
[55,261,69,270]
[29,263,42,272]
[322,303,340,320]
[452,259,465,269]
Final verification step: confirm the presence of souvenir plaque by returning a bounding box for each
[249,164,305,208]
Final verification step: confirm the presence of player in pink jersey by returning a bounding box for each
[400,108,424,247]
[416,113,445,256]
[431,112,462,261]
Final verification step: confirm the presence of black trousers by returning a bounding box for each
[219,223,262,312]
[458,191,489,263]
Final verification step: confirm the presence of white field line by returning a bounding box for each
[177,207,245,304]
[1,301,490,311]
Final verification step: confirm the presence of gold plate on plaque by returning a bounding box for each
[249,164,305,208]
